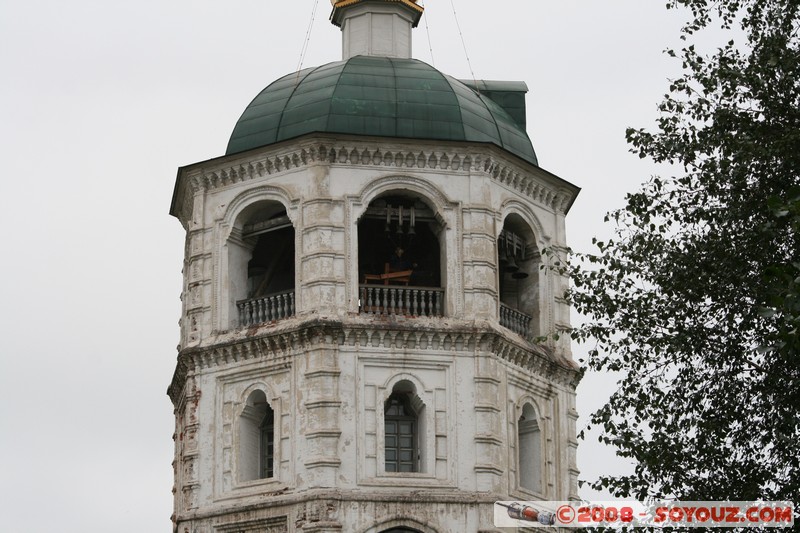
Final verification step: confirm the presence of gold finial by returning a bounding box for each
[332,0,420,7]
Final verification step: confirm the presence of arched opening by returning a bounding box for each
[498,214,540,338]
[239,390,275,482]
[518,402,542,493]
[228,201,295,327]
[384,380,426,473]
[358,194,444,317]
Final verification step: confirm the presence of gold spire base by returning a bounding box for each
[331,0,425,28]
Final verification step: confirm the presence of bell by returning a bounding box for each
[512,269,529,279]
[498,246,509,266]
[504,254,519,273]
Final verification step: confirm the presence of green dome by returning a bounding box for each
[226,56,538,165]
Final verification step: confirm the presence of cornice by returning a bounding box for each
[177,487,509,524]
[166,317,580,403]
[171,135,579,227]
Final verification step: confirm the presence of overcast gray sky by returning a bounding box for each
[0,1,691,531]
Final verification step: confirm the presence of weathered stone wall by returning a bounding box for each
[168,134,580,532]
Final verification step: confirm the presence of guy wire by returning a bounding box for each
[420,1,436,67]
[449,0,477,86]
[296,0,321,84]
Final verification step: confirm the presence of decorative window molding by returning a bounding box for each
[517,402,544,496]
[384,390,420,473]
[238,389,276,483]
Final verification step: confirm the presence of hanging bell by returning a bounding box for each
[504,254,519,273]
[498,245,509,266]
[512,269,529,279]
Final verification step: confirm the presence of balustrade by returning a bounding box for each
[499,303,532,339]
[237,291,295,327]
[359,285,444,317]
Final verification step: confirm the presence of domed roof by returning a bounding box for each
[226,56,538,165]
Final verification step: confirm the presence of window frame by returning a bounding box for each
[259,406,275,479]
[516,401,544,496]
[383,392,418,473]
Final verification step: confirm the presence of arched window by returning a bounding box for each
[359,194,444,317]
[228,202,295,327]
[384,380,426,473]
[498,214,540,338]
[239,390,275,482]
[384,393,417,473]
[518,403,542,493]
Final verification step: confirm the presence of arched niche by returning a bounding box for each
[365,516,437,533]
[358,191,445,317]
[498,212,541,338]
[518,402,543,494]
[227,200,295,328]
[238,389,275,482]
[383,379,426,473]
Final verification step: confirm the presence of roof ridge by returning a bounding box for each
[386,56,400,138]
[275,63,333,139]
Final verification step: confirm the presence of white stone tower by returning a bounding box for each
[168,1,581,531]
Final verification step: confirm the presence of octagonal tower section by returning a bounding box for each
[166,1,580,532]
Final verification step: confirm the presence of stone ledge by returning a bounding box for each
[167,317,580,403]
[171,135,579,230]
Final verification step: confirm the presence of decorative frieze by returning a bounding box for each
[171,138,576,230]
[214,515,288,533]
[167,319,580,406]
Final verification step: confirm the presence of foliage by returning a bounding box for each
[565,0,800,504]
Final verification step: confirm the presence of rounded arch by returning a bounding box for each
[516,396,544,495]
[238,382,276,415]
[353,174,453,228]
[348,174,457,317]
[515,394,543,419]
[497,200,546,339]
[237,384,278,483]
[379,374,432,474]
[220,186,298,329]
[220,184,297,238]
[381,373,427,403]
[355,178,451,316]
[497,198,547,249]
[363,517,439,533]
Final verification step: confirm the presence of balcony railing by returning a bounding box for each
[359,285,444,317]
[237,290,295,327]
[500,303,532,339]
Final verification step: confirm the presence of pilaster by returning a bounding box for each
[299,197,347,318]
[302,334,343,490]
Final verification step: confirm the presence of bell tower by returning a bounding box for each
[167,3,581,532]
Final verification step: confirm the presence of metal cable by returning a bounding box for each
[420,1,436,66]
[448,0,477,85]
[295,0,321,84]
